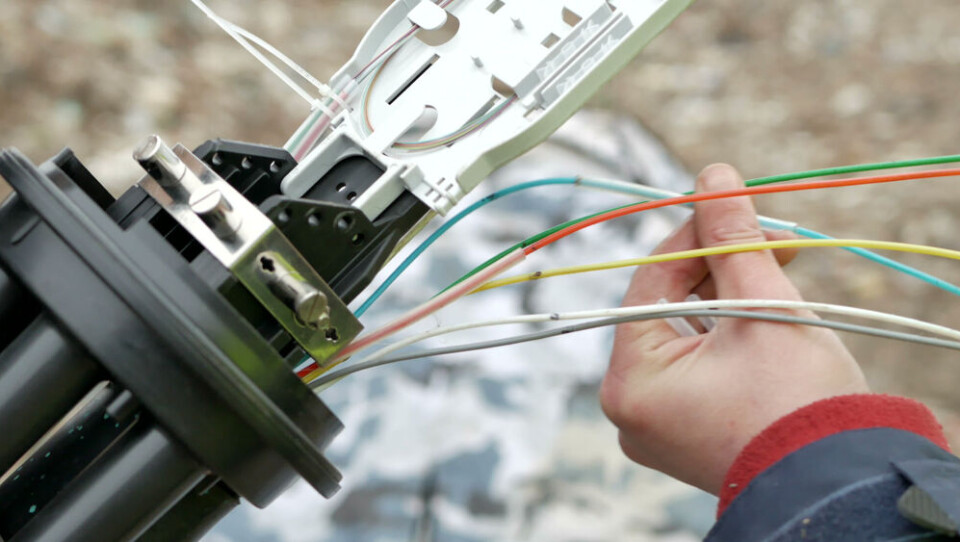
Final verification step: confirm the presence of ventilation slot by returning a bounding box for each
[387,54,440,105]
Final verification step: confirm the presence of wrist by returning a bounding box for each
[717,393,950,517]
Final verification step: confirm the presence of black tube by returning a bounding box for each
[0,195,39,350]
[0,267,38,351]
[11,422,205,542]
[0,383,132,540]
[138,478,240,542]
[0,316,102,474]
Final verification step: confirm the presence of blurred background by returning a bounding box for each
[3,1,960,540]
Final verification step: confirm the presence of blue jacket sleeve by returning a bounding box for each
[706,427,960,541]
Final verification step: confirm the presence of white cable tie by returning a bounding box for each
[309,99,337,122]
[686,294,716,331]
[325,89,350,112]
[190,0,315,105]
[225,19,351,113]
[658,298,699,337]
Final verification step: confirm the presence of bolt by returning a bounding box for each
[257,252,332,330]
[294,290,330,329]
[189,185,242,239]
[134,135,186,186]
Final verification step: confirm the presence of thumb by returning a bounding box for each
[693,164,801,300]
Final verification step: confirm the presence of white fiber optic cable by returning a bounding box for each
[687,294,716,330]
[327,299,960,380]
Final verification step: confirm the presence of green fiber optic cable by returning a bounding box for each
[285,106,326,153]
[440,154,960,293]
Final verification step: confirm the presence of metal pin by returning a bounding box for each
[189,185,243,240]
[511,17,523,29]
[133,135,186,187]
[293,291,331,330]
[256,252,331,330]
[472,56,483,68]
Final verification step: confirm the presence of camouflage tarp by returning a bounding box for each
[207,110,715,542]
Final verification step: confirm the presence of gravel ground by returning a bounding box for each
[3,0,960,476]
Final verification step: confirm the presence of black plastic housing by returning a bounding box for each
[0,139,430,541]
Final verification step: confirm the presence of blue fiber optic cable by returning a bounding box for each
[354,178,579,316]
[792,226,960,297]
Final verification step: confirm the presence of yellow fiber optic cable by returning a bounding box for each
[471,239,960,294]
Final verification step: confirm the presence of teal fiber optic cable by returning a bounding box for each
[355,168,960,318]
[354,178,579,316]
[792,226,960,297]
[581,178,960,299]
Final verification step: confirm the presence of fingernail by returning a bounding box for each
[699,164,739,192]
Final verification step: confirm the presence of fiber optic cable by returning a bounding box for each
[309,304,960,387]
[296,248,526,379]
[354,177,579,317]
[358,159,960,317]
[320,298,960,387]
[359,46,516,152]
[444,167,960,293]
[313,167,960,382]
[392,97,517,151]
[305,232,960,382]
[472,239,960,294]
[582,178,960,298]
[190,0,320,106]
[310,169,960,382]
[793,227,960,298]
[526,169,960,254]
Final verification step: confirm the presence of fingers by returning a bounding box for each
[617,218,710,350]
[693,164,801,300]
[692,229,800,300]
[622,218,708,306]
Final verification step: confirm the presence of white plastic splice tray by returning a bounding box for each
[283,0,695,218]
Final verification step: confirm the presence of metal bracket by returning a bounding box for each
[135,136,361,364]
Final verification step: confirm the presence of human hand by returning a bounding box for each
[599,164,869,494]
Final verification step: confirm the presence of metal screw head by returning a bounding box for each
[189,185,227,215]
[189,186,242,238]
[133,135,162,162]
[133,134,186,184]
[294,290,330,329]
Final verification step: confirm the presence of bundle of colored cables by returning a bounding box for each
[309,299,960,390]
[185,2,960,390]
[357,154,960,316]
[296,156,960,385]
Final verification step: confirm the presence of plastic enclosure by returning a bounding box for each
[282,0,695,218]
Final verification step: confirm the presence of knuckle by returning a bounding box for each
[664,262,702,290]
[703,220,764,247]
